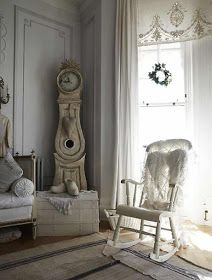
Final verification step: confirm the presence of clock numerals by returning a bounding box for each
[57,69,81,94]
[63,77,70,83]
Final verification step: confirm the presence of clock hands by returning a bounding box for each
[63,77,70,83]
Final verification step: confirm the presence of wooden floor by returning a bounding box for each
[176,222,212,270]
[0,222,109,255]
[0,221,211,271]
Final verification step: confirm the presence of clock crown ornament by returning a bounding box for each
[59,59,80,71]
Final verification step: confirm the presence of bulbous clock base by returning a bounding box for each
[53,153,87,190]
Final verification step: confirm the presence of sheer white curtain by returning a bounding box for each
[157,37,212,225]
[111,0,139,208]
[188,37,212,224]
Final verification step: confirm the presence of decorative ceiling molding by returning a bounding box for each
[138,2,212,46]
[0,12,7,64]
[41,0,78,12]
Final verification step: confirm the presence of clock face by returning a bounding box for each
[58,70,81,93]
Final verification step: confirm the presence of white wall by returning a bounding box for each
[0,0,80,186]
[1,0,117,217]
[80,0,116,217]
[100,0,116,214]
[80,0,101,195]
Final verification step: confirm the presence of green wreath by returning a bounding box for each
[148,63,172,86]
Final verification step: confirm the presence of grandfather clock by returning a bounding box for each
[53,59,87,190]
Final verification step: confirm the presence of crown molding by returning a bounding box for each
[41,0,79,14]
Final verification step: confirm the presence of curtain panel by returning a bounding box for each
[189,37,212,223]
[111,0,139,208]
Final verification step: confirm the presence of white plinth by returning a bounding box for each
[36,191,99,236]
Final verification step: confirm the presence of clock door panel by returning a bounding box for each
[55,103,85,161]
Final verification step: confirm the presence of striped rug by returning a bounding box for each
[0,233,211,280]
[104,242,212,280]
[0,234,150,280]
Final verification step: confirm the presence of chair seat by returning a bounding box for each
[116,204,173,222]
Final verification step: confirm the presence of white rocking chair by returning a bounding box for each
[108,139,192,262]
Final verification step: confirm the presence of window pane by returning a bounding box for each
[137,43,187,165]
[160,42,181,49]
[138,51,157,78]
[138,106,186,146]
[138,78,184,104]
[138,43,185,104]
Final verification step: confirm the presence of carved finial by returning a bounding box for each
[31,149,36,159]
[59,59,80,71]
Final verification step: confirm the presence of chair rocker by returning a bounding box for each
[108,139,192,262]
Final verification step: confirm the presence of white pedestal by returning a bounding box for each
[36,191,99,236]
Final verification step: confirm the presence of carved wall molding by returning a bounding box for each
[16,6,74,31]
[14,6,73,155]
[24,18,31,27]
[14,6,77,186]
[0,12,7,64]
[138,2,212,46]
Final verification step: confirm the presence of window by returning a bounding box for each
[138,43,189,159]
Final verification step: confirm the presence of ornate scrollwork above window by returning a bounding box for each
[168,2,185,28]
[137,1,212,46]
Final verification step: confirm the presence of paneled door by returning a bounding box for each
[14,7,73,187]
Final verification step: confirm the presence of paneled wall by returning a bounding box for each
[99,0,116,212]
[81,0,101,195]
[80,0,116,215]
[0,0,80,187]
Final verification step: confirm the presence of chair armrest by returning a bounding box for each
[121,179,144,206]
[121,179,143,186]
